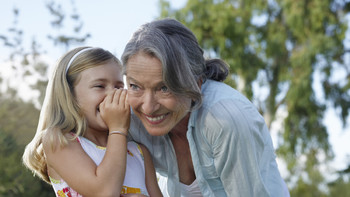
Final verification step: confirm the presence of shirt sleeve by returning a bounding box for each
[201,99,284,197]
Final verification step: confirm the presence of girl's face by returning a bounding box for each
[125,52,191,136]
[74,60,124,133]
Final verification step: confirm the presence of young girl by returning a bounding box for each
[22,47,162,197]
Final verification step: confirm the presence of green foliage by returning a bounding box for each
[0,1,91,108]
[290,176,328,197]
[0,94,40,146]
[328,176,350,197]
[0,1,90,196]
[160,0,350,195]
[0,87,52,196]
[46,0,91,51]
[0,131,53,197]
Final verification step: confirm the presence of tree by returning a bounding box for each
[328,175,350,197]
[0,1,90,196]
[46,0,91,51]
[0,93,53,196]
[0,126,53,197]
[159,0,350,195]
[0,0,91,107]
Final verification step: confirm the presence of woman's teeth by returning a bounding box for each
[146,115,165,122]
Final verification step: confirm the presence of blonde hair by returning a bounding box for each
[22,47,121,183]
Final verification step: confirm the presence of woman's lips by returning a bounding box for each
[144,113,168,124]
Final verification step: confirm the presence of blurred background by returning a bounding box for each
[0,0,349,196]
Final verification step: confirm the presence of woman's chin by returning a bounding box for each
[146,128,168,136]
[142,124,169,136]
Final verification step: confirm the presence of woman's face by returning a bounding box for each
[74,60,124,133]
[125,52,191,136]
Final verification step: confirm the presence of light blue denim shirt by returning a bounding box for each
[128,80,287,197]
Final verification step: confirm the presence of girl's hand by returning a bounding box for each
[99,89,130,133]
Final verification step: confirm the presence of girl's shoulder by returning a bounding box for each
[127,141,147,161]
[127,141,142,153]
[42,128,78,154]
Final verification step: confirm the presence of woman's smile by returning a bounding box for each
[126,52,191,136]
[143,113,169,124]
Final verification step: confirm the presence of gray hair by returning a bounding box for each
[122,18,228,109]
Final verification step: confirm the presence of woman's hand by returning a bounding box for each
[99,88,130,133]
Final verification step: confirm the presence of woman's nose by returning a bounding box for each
[141,91,160,115]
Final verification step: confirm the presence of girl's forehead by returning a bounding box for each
[80,63,122,80]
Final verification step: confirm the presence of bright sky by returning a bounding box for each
[0,0,186,59]
[1,0,349,180]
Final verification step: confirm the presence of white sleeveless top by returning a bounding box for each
[180,180,203,197]
[49,137,149,197]
[158,174,203,197]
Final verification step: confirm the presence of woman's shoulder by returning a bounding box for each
[194,81,261,139]
[200,80,259,121]
[202,80,250,106]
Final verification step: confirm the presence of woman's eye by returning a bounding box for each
[129,84,139,90]
[160,86,169,92]
[94,85,104,88]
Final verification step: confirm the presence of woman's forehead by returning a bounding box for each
[126,53,162,74]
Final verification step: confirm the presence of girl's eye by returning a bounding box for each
[115,85,124,89]
[94,85,104,88]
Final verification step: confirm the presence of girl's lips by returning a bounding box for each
[144,113,168,124]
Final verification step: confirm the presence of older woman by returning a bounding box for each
[122,18,288,197]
